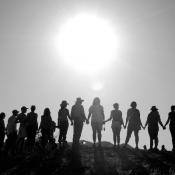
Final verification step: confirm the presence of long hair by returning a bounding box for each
[43,108,51,116]
[93,97,100,106]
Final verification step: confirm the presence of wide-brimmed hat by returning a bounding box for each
[12,109,19,114]
[60,100,69,106]
[21,106,28,110]
[76,97,84,103]
[151,106,158,111]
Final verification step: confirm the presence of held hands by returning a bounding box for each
[86,119,89,124]
[163,126,166,130]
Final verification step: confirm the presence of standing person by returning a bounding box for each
[16,106,28,153]
[164,105,175,151]
[6,110,19,155]
[39,108,52,148]
[26,105,38,152]
[124,101,144,149]
[71,97,87,149]
[58,100,73,145]
[0,112,6,151]
[87,97,105,146]
[144,106,165,150]
[104,103,124,147]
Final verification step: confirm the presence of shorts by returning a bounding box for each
[91,122,103,131]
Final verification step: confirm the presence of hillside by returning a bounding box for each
[1,141,175,175]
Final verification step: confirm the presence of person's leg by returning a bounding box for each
[134,130,139,149]
[155,137,158,149]
[0,133,5,151]
[58,124,63,143]
[112,127,116,146]
[97,123,102,145]
[149,136,153,150]
[116,128,121,146]
[73,121,83,146]
[125,128,132,145]
[63,122,69,142]
[170,128,175,151]
[92,123,97,144]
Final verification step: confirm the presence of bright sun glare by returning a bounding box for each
[56,13,118,75]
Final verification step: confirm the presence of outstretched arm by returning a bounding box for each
[158,115,165,129]
[104,112,112,123]
[67,112,73,125]
[125,110,130,128]
[164,115,170,127]
[144,117,148,129]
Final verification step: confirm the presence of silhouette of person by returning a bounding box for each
[164,105,175,151]
[71,97,87,150]
[6,110,19,155]
[104,103,124,147]
[16,106,28,152]
[58,100,73,145]
[0,112,6,151]
[49,120,56,146]
[144,106,165,150]
[39,108,53,148]
[26,105,38,152]
[124,101,143,149]
[87,97,105,146]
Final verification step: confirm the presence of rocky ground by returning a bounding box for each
[0,141,175,175]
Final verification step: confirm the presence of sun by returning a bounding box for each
[56,13,118,75]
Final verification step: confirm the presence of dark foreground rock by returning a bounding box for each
[1,141,175,175]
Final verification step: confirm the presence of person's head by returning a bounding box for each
[171,105,175,112]
[12,110,19,116]
[113,103,119,110]
[130,101,137,108]
[60,100,69,109]
[76,97,84,105]
[21,106,28,113]
[31,105,36,112]
[93,97,100,106]
[150,106,158,112]
[0,112,5,119]
[44,108,51,116]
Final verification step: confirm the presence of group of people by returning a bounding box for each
[0,97,175,156]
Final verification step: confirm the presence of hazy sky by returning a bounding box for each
[1,0,175,149]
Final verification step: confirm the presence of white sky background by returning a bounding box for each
[0,0,175,150]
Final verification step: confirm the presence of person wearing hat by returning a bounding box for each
[58,100,73,145]
[16,106,28,152]
[26,105,38,152]
[71,97,87,150]
[144,106,165,150]
[0,112,6,151]
[164,105,175,151]
[87,97,105,146]
[124,101,144,149]
[103,103,124,147]
[6,110,19,154]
